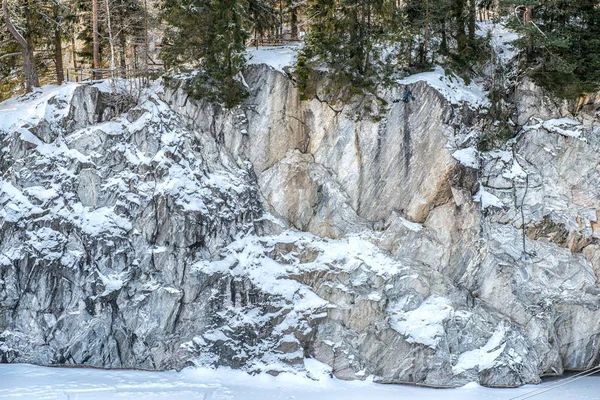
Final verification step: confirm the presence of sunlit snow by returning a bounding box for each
[1,364,599,400]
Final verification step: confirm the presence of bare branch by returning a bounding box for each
[0,51,20,60]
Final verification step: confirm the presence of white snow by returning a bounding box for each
[0,83,78,133]
[96,270,127,296]
[452,147,479,169]
[477,21,521,63]
[398,66,489,108]
[502,160,527,180]
[1,364,598,400]
[399,216,424,232]
[542,118,583,138]
[488,150,512,163]
[453,323,507,374]
[473,187,503,209]
[0,180,44,222]
[246,44,300,73]
[388,296,454,348]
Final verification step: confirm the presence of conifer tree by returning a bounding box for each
[248,0,278,46]
[502,0,600,98]
[297,0,401,98]
[2,0,40,92]
[160,0,250,107]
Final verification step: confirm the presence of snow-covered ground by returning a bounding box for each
[398,66,490,109]
[246,44,300,73]
[0,364,599,400]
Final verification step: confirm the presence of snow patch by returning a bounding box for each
[502,160,527,181]
[96,270,127,296]
[473,187,503,209]
[388,296,454,348]
[542,118,583,138]
[0,83,78,133]
[453,147,479,169]
[246,45,300,73]
[477,21,520,63]
[398,66,489,108]
[453,324,507,374]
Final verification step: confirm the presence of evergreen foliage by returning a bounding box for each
[248,0,278,46]
[296,0,490,101]
[502,0,600,99]
[296,0,402,100]
[2,0,600,104]
[160,0,252,108]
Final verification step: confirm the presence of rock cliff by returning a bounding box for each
[1,64,599,388]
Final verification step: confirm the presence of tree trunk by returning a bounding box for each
[104,0,116,77]
[2,0,39,92]
[455,0,467,55]
[525,6,533,54]
[54,27,64,84]
[119,34,127,78]
[53,4,64,84]
[291,6,298,40]
[92,0,101,79]
[424,0,429,65]
[468,0,476,42]
[144,0,149,73]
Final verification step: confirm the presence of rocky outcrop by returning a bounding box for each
[1,65,599,389]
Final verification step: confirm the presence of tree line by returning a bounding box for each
[1,0,147,99]
[2,0,600,104]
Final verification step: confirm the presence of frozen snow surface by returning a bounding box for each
[246,44,300,73]
[542,118,584,138]
[452,147,479,169]
[398,66,489,108]
[388,296,454,349]
[0,364,599,400]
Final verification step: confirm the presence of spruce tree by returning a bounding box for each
[2,0,41,92]
[503,0,600,98]
[160,0,250,108]
[297,0,401,99]
[248,0,278,46]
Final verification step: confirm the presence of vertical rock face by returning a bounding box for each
[1,66,599,389]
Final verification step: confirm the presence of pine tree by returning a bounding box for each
[297,0,401,99]
[112,0,145,77]
[160,0,250,107]
[2,0,40,92]
[502,0,600,98]
[248,0,278,46]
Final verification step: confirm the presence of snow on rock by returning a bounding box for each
[388,296,454,348]
[477,21,520,63]
[453,324,507,375]
[97,270,128,297]
[0,180,44,222]
[473,187,503,209]
[0,83,78,133]
[398,66,489,108]
[452,147,479,168]
[502,160,527,181]
[246,44,300,73]
[3,60,600,391]
[541,118,583,138]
